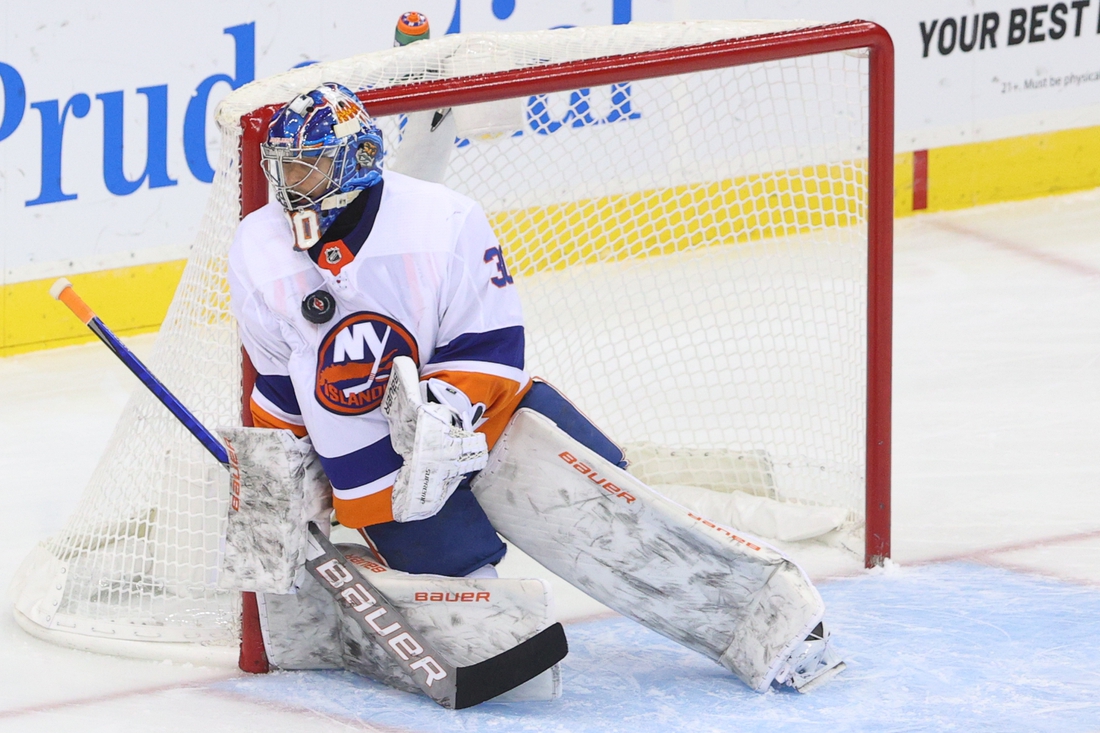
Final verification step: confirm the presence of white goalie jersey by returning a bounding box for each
[228,170,530,529]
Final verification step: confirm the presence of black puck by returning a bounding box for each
[302,290,336,324]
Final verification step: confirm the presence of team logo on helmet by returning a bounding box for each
[315,312,418,415]
[356,140,379,168]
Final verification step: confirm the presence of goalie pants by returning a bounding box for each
[362,486,506,576]
[361,381,621,577]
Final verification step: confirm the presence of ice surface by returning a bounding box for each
[2,188,1099,729]
[207,562,1100,733]
[9,563,1100,732]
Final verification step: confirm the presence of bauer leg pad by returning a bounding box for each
[471,408,832,692]
[624,443,849,542]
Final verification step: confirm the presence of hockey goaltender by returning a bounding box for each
[215,79,846,708]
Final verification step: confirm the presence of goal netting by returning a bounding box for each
[12,20,893,661]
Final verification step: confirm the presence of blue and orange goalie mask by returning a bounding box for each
[261,83,384,250]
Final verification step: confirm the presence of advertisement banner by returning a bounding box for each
[1,0,1098,352]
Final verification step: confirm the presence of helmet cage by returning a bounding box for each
[260,142,353,212]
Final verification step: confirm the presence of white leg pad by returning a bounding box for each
[260,545,561,702]
[652,484,849,542]
[217,427,331,594]
[624,442,848,541]
[471,409,826,692]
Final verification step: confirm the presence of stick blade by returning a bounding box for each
[453,622,568,709]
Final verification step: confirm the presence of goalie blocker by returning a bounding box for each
[216,423,565,707]
[472,380,845,692]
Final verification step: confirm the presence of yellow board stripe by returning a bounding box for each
[893,151,914,218]
[0,260,186,357]
[921,124,1100,213]
[494,162,867,276]
[4,122,1099,357]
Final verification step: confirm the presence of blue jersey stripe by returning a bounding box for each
[429,326,525,370]
[320,436,404,491]
[255,374,302,416]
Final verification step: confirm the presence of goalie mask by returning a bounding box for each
[261,83,384,250]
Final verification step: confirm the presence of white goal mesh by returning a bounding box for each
[12,21,889,657]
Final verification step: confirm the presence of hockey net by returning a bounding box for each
[12,21,893,661]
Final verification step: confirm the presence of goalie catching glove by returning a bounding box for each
[382,356,489,522]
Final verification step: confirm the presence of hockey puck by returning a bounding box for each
[301,290,336,324]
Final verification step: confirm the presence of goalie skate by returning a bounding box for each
[771,622,846,693]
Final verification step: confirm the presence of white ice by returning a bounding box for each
[1,188,1099,730]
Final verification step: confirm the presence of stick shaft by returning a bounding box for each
[51,279,229,466]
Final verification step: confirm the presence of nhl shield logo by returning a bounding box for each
[315,312,419,415]
[316,240,353,275]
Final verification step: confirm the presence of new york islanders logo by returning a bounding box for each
[316,312,418,415]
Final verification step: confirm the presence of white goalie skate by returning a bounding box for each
[772,623,846,693]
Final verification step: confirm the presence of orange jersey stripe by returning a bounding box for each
[424,369,530,449]
[335,487,395,528]
[249,398,308,438]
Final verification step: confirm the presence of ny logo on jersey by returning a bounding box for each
[316,312,419,415]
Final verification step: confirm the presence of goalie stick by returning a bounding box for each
[49,277,569,709]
